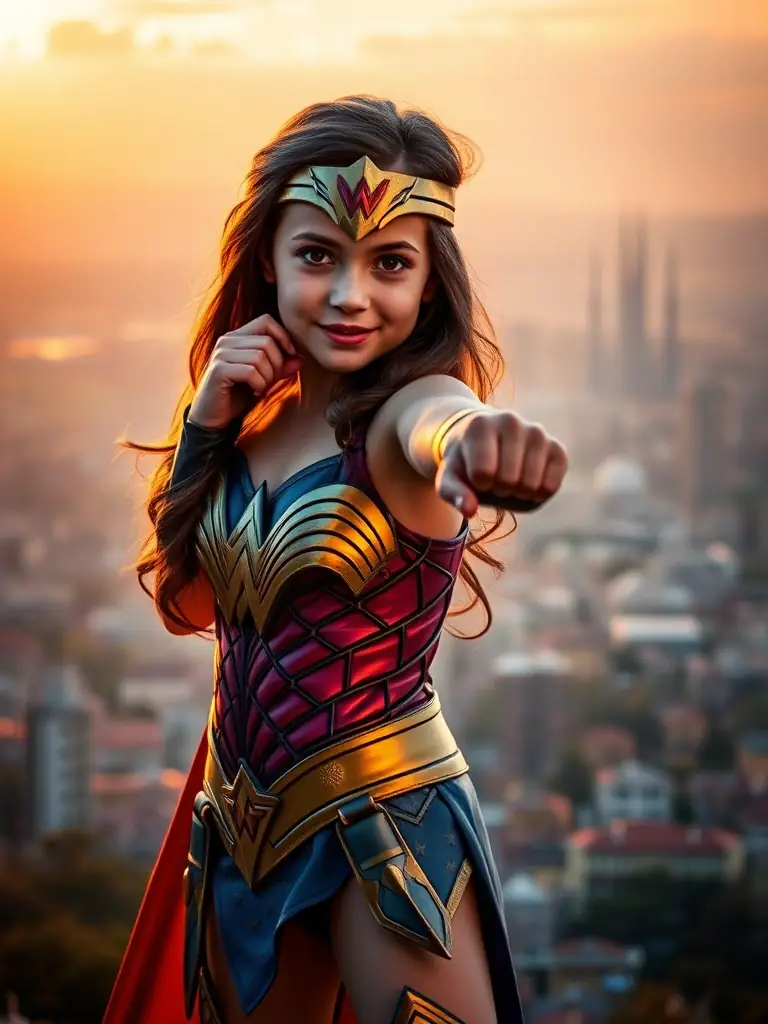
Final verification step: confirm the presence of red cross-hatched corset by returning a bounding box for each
[211,523,466,787]
[209,442,468,787]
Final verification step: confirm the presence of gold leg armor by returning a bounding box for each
[391,987,467,1024]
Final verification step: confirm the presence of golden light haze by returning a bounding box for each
[0,0,765,280]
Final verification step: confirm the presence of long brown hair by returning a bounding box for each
[121,95,512,637]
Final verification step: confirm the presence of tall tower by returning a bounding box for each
[662,246,680,400]
[586,252,606,394]
[682,377,729,534]
[618,216,649,399]
[26,665,91,840]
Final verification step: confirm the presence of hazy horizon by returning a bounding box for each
[0,1,765,348]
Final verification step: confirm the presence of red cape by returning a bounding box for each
[104,729,357,1024]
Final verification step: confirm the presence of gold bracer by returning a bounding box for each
[431,408,486,466]
[279,156,456,241]
[203,695,468,888]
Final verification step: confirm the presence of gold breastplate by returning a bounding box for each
[195,476,397,631]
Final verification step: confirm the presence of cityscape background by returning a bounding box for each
[0,2,767,1022]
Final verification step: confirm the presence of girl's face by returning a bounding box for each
[266,202,436,373]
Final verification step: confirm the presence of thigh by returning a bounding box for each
[330,876,497,1024]
[205,904,342,1024]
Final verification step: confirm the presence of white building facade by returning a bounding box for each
[595,759,672,824]
[26,665,91,839]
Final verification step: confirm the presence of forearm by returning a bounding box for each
[169,404,243,490]
[397,390,488,481]
[154,404,233,634]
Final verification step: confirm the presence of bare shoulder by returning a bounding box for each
[371,374,479,424]
[365,375,476,540]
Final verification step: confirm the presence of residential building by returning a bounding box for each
[580,726,637,770]
[594,760,672,824]
[503,873,555,955]
[565,822,744,905]
[26,664,91,840]
[491,651,576,783]
[737,732,768,794]
[659,703,707,769]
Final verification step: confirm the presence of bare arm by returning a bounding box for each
[368,374,568,530]
[391,376,488,481]
[366,376,487,539]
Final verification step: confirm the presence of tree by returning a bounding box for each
[672,791,695,824]
[0,834,147,1022]
[610,984,691,1023]
[697,723,734,772]
[548,748,593,809]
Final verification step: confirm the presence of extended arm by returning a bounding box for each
[369,375,568,524]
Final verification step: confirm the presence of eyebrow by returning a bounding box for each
[290,230,420,254]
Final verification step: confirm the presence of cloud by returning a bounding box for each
[119,0,249,13]
[460,1,651,26]
[47,21,135,57]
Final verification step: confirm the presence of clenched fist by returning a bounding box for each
[188,314,303,430]
[436,411,568,516]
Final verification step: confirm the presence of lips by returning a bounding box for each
[320,323,376,345]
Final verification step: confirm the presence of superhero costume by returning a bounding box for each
[105,158,525,1024]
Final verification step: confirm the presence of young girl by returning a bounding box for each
[107,95,567,1024]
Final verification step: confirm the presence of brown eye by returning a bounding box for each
[298,247,332,266]
[376,255,409,273]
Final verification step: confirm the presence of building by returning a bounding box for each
[608,613,706,657]
[661,246,680,399]
[506,788,574,845]
[583,217,681,403]
[91,714,164,777]
[585,253,608,396]
[688,770,739,827]
[26,664,91,840]
[503,873,555,955]
[580,726,637,770]
[737,795,768,900]
[617,217,649,400]
[735,483,768,585]
[546,937,644,999]
[594,760,672,824]
[91,769,183,859]
[565,821,744,906]
[516,938,644,1022]
[593,456,648,523]
[119,658,208,771]
[659,703,707,770]
[737,732,768,794]
[681,377,731,535]
[491,651,576,783]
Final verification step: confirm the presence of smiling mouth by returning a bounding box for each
[320,323,377,344]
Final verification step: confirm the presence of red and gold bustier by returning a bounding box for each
[195,439,467,787]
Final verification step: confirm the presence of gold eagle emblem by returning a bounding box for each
[196,479,397,632]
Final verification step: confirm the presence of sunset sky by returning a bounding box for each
[2,0,768,57]
[0,0,765,331]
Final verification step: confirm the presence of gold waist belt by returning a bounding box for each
[203,695,468,889]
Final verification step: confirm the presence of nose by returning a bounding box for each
[329,264,370,314]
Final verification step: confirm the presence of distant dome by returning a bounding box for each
[502,873,547,905]
[593,457,648,496]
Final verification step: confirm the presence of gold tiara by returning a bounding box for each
[278,156,456,241]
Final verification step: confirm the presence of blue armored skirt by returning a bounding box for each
[202,773,524,1021]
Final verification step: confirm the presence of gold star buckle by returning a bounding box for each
[221,762,280,886]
